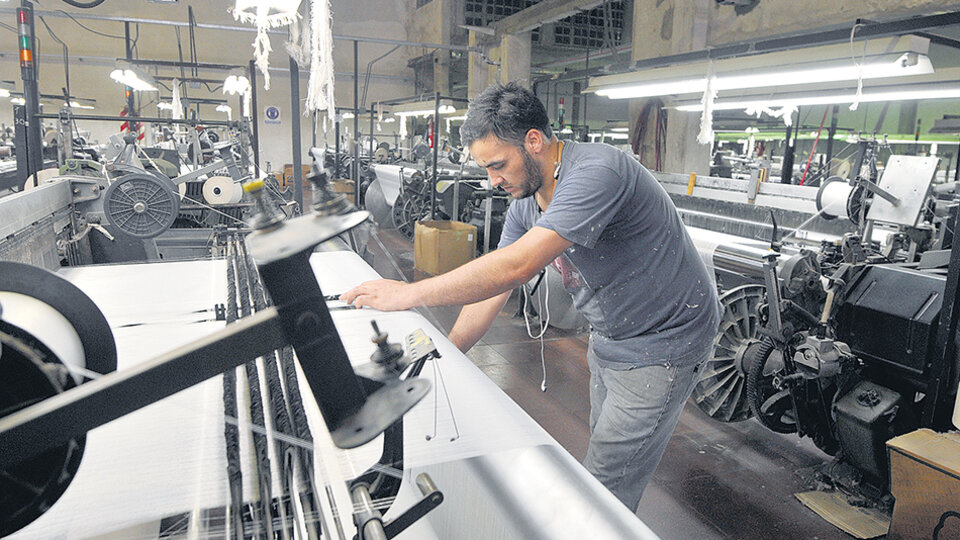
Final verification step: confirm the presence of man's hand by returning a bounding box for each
[340,279,416,311]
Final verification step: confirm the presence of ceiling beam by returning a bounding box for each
[491,0,606,37]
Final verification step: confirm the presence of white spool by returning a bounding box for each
[0,291,87,385]
[202,175,242,204]
[816,177,854,220]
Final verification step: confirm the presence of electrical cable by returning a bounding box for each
[60,0,106,8]
[522,269,551,391]
[56,9,124,39]
[37,16,70,106]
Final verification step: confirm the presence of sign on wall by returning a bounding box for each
[264,105,281,125]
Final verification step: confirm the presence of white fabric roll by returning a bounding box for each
[202,176,242,204]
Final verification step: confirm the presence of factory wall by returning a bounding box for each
[0,0,413,177]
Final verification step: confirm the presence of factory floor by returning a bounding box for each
[364,226,853,540]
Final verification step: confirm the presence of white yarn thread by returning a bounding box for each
[305,0,336,123]
[697,61,717,145]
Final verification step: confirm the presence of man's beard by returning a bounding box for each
[512,145,544,199]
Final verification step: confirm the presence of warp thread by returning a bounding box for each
[222,242,245,538]
[235,239,275,537]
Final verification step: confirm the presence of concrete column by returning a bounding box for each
[467,29,492,98]
[433,51,450,96]
[629,0,711,175]
[498,31,532,88]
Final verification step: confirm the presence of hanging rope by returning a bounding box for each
[305,0,337,122]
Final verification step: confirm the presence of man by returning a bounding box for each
[342,82,721,511]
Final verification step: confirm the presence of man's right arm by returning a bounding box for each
[447,291,511,353]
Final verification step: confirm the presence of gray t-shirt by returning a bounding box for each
[498,141,721,368]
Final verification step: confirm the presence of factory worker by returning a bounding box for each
[342,81,722,511]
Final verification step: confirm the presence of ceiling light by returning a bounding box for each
[11,97,25,105]
[0,89,9,99]
[603,132,629,140]
[610,127,629,132]
[341,111,355,119]
[595,53,933,100]
[69,101,94,110]
[393,99,458,117]
[110,64,158,92]
[673,83,960,112]
[588,35,932,100]
[157,102,173,110]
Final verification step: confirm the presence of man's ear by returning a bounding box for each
[525,129,545,155]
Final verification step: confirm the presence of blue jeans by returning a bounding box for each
[583,347,706,512]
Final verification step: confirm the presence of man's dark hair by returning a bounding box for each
[460,81,553,148]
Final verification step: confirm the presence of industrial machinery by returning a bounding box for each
[675,148,960,501]
[0,166,657,538]
[0,181,433,537]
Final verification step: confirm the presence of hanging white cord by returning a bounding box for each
[522,270,551,391]
[849,23,867,111]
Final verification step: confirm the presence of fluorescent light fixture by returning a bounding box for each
[588,35,933,100]
[595,53,933,100]
[157,101,173,110]
[381,117,396,123]
[447,115,468,121]
[603,132,629,140]
[341,111,355,119]
[610,127,629,132]
[223,72,250,95]
[560,126,573,134]
[11,97,25,105]
[69,101,94,110]
[0,89,9,98]
[393,99,458,117]
[110,64,158,92]
[673,83,960,112]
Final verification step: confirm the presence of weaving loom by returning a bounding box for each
[0,203,657,538]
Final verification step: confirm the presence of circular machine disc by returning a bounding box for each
[691,284,765,423]
[103,172,181,238]
[0,262,117,536]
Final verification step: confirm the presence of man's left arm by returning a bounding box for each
[341,226,572,311]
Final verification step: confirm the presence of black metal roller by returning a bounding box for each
[0,262,117,536]
[103,172,180,238]
[0,325,85,538]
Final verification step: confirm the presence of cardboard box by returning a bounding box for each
[330,180,355,204]
[414,220,477,275]
[282,164,313,188]
[887,428,960,539]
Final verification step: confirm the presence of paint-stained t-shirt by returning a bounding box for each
[498,141,721,367]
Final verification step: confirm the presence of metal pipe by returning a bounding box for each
[431,92,440,220]
[351,485,388,540]
[290,56,303,213]
[124,22,136,124]
[0,8,482,53]
[249,60,260,172]
[353,40,360,204]
[34,112,236,127]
